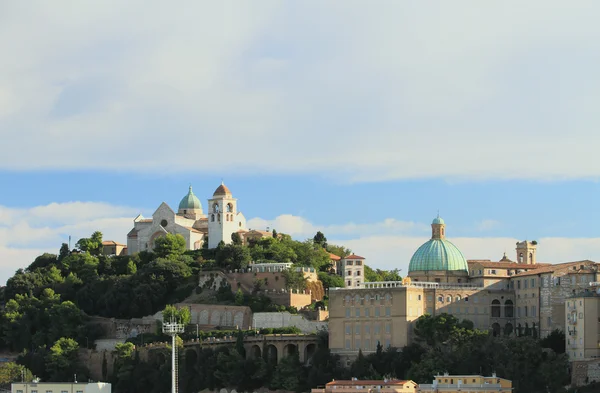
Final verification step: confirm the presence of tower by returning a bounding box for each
[516,240,537,264]
[431,215,446,240]
[207,182,239,248]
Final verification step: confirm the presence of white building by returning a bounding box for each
[338,254,365,288]
[12,382,111,393]
[126,182,247,253]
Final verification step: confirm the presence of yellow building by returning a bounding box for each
[311,379,417,393]
[12,382,111,393]
[566,288,600,360]
[101,240,127,256]
[328,215,600,358]
[417,373,512,392]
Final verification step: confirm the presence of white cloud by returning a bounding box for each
[1,2,600,180]
[476,219,500,231]
[0,202,137,284]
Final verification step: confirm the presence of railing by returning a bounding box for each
[331,281,484,291]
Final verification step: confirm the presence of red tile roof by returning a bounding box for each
[102,241,125,246]
[512,260,597,277]
[326,380,413,387]
[468,260,551,269]
[344,254,365,260]
[328,253,341,261]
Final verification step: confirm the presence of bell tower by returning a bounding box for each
[516,240,537,264]
[207,182,239,248]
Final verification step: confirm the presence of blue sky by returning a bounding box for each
[2,1,600,284]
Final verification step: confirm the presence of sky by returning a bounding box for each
[2,1,600,285]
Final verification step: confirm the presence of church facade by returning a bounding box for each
[126,182,248,253]
[329,216,600,361]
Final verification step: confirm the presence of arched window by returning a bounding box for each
[491,323,501,337]
[504,300,514,318]
[213,203,220,213]
[226,203,233,213]
[446,296,452,303]
[455,295,461,302]
[438,295,444,303]
[217,213,221,222]
[365,294,371,303]
[354,295,360,304]
[345,295,351,305]
[211,214,215,222]
[491,299,501,318]
[504,323,513,336]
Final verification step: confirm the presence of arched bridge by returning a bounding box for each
[147,334,319,365]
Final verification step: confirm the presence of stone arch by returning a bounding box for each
[250,345,262,359]
[266,344,278,364]
[149,231,165,249]
[491,322,501,337]
[491,299,501,318]
[199,310,209,325]
[504,300,514,318]
[233,312,244,328]
[283,343,297,357]
[224,312,233,326]
[304,343,316,365]
[504,323,514,337]
[210,311,222,326]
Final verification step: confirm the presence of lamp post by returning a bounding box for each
[163,319,185,393]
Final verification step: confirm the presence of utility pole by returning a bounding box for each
[163,318,184,393]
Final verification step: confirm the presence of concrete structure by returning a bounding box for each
[312,379,417,393]
[417,373,512,392]
[566,283,600,361]
[101,241,127,256]
[12,382,111,393]
[328,215,600,358]
[125,183,247,253]
[253,311,328,333]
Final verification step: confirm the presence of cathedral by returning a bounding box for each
[126,182,247,253]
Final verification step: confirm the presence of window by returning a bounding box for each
[346,325,351,334]
[365,339,371,350]
[345,308,350,317]
[62,391,69,393]
[355,325,360,335]
[355,308,360,317]
[77,391,83,393]
[355,339,361,349]
[346,260,353,266]
[375,324,381,334]
[365,308,370,317]
[385,323,391,333]
[375,308,380,317]
[347,270,351,276]
[455,295,461,302]
[347,280,351,286]
[356,271,361,276]
[531,278,535,287]
[525,280,529,289]
[365,325,371,334]
[438,295,444,303]
[385,307,391,316]
[346,339,351,349]
[418,294,422,300]
[385,338,391,348]
[517,280,521,289]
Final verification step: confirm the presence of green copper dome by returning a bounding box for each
[178,186,202,210]
[408,239,468,272]
[432,216,445,225]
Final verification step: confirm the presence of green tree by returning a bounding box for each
[231,232,242,245]
[318,272,344,290]
[270,351,302,392]
[46,337,88,382]
[162,305,191,325]
[540,329,565,354]
[282,268,307,290]
[313,231,328,248]
[235,289,244,306]
[0,362,33,390]
[154,233,186,258]
[75,231,103,255]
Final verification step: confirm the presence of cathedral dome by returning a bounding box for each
[179,186,202,211]
[408,216,468,273]
[408,239,468,272]
[213,182,232,197]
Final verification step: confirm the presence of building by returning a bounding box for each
[12,382,111,393]
[417,373,512,392]
[328,215,599,358]
[101,241,127,256]
[566,284,600,361]
[312,379,417,393]
[125,183,248,253]
[338,254,366,288]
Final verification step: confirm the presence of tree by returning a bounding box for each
[282,268,307,290]
[154,233,186,258]
[231,232,242,245]
[75,231,103,255]
[235,289,244,306]
[46,337,88,382]
[162,305,191,325]
[313,231,328,248]
[58,243,70,262]
[270,351,302,392]
[318,272,344,290]
[540,329,565,354]
[0,362,33,390]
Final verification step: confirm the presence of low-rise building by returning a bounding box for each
[417,373,512,392]
[12,382,111,393]
[311,379,417,393]
[101,240,127,256]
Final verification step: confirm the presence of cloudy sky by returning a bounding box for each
[2,1,600,284]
